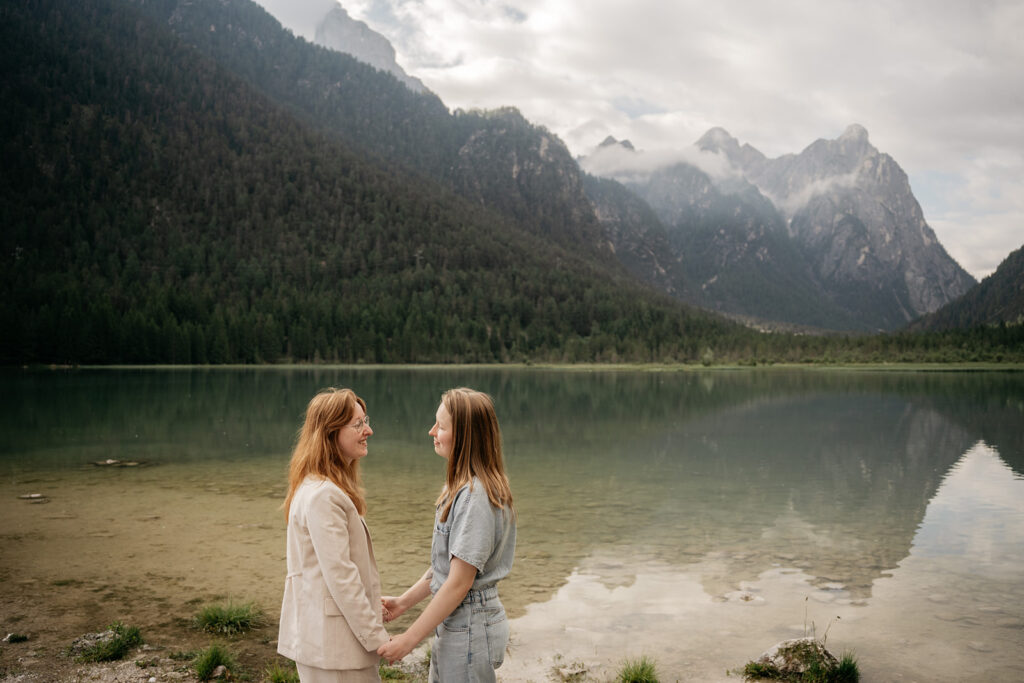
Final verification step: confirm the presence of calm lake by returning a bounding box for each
[2,367,1023,681]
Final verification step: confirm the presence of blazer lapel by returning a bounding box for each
[360,517,376,563]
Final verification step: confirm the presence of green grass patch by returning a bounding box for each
[192,600,264,635]
[194,644,237,681]
[266,659,299,683]
[74,622,142,662]
[378,662,411,680]
[617,655,659,682]
[829,653,860,683]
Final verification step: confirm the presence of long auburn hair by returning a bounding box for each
[283,388,367,519]
[436,387,514,523]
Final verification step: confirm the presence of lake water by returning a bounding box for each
[2,367,1023,681]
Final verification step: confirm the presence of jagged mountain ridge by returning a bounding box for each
[702,125,977,326]
[586,126,977,331]
[139,0,610,257]
[313,3,426,93]
[2,0,748,365]
[606,155,867,330]
[178,0,970,332]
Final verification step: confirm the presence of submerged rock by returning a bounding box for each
[18,493,49,503]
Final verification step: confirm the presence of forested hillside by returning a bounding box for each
[0,0,744,365]
[2,0,1021,366]
[129,0,609,255]
[910,245,1024,331]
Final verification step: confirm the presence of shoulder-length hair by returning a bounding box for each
[436,387,514,523]
[283,388,367,519]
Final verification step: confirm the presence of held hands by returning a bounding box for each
[378,632,417,664]
[381,595,407,623]
[381,596,402,623]
[379,595,415,663]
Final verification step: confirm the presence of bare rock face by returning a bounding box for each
[609,125,977,330]
[584,172,693,299]
[313,6,426,93]
[748,125,975,324]
[453,108,610,254]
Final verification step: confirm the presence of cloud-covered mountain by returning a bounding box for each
[583,126,977,331]
[313,3,426,93]
[2,0,749,365]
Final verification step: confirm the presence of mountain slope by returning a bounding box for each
[129,0,610,257]
[583,172,694,300]
[910,244,1024,330]
[709,125,977,326]
[0,0,742,365]
[585,126,976,331]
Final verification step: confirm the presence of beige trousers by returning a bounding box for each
[296,662,380,683]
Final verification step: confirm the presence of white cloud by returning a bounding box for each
[579,143,735,184]
[255,0,1024,279]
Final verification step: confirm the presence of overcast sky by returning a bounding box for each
[255,0,1023,279]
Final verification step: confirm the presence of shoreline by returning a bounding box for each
[11,361,1024,373]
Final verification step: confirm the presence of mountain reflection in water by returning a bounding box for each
[1,368,1022,681]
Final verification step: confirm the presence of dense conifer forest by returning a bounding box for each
[2,0,1021,365]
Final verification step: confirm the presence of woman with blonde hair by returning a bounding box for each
[378,387,516,682]
[278,388,389,682]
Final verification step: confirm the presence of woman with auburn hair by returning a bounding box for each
[378,387,516,682]
[278,388,389,682]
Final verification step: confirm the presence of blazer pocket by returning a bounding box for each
[324,597,343,616]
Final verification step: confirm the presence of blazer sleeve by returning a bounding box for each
[306,486,388,651]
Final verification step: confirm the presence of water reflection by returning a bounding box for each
[501,441,1024,682]
[504,385,979,606]
[2,368,1023,680]
[911,442,1024,575]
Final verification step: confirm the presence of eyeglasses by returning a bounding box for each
[348,416,370,430]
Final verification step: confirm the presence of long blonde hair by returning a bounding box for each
[283,388,367,519]
[436,387,514,523]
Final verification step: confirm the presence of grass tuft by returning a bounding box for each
[194,644,236,681]
[265,658,299,683]
[379,661,418,681]
[830,652,860,683]
[74,622,142,662]
[617,655,659,682]
[742,661,784,679]
[192,600,264,635]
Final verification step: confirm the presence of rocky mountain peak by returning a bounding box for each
[599,136,635,151]
[696,128,767,172]
[697,127,739,151]
[840,123,869,143]
[593,125,976,330]
[313,5,425,93]
[832,123,874,160]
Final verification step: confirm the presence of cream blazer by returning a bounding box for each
[278,478,388,670]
